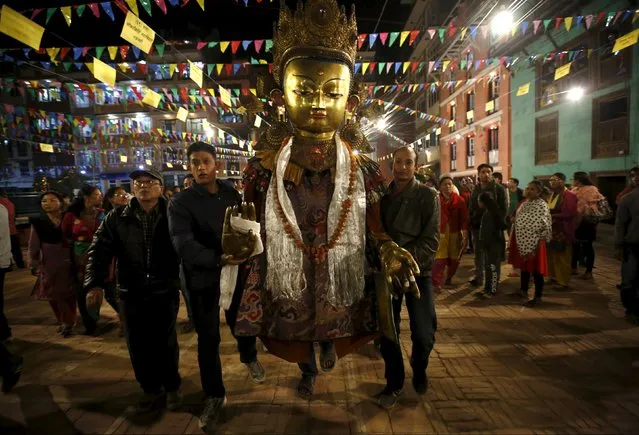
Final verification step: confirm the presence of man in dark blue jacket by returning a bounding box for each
[168,142,264,430]
[84,169,182,413]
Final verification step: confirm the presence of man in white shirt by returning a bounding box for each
[0,204,14,343]
[0,203,21,393]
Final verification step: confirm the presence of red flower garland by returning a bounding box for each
[273,144,358,263]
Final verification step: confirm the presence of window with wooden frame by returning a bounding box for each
[596,22,632,88]
[536,35,591,110]
[592,90,629,159]
[466,91,475,124]
[488,127,499,165]
[449,103,457,132]
[466,136,475,168]
[487,74,500,114]
[450,142,457,171]
[535,113,559,165]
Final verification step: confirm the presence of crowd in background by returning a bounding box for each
[0,146,637,417]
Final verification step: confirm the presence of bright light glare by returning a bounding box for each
[567,87,585,102]
[204,127,214,138]
[375,118,387,130]
[138,165,145,170]
[491,10,514,36]
[80,170,86,175]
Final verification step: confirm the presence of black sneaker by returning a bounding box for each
[376,386,403,409]
[524,298,540,307]
[134,391,165,414]
[245,360,266,383]
[2,356,23,393]
[199,396,227,429]
[412,372,428,395]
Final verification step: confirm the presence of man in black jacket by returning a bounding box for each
[84,169,182,413]
[378,146,439,409]
[468,164,508,287]
[168,142,263,430]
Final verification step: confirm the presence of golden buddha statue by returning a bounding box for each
[223,0,420,398]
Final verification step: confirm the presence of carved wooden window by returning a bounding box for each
[535,113,559,165]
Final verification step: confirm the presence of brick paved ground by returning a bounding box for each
[1,237,639,434]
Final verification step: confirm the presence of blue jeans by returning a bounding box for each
[621,245,639,316]
[380,276,437,391]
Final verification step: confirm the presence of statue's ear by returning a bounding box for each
[270,89,285,106]
[347,94,360,112]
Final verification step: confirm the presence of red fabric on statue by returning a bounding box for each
[508,231,548,275]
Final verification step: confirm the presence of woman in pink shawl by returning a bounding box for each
[571,172,605,280]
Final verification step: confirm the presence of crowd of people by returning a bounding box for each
[0,142,637,429]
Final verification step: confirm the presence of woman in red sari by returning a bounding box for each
[508,181,552,307]
[61,185,103,335]
[432,176,468,290]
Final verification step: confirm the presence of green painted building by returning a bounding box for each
[510,0,638,200]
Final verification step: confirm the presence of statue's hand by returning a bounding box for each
[222,202,257,265]
[379,241,421,298]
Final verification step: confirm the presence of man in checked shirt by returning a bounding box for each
[84,168,183,414]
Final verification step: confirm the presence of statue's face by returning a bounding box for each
[283,58,351,138]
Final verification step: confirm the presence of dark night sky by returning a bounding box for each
[0,0,414,49]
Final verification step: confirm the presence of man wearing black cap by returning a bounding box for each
[84,168,183,413]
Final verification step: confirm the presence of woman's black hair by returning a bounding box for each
[573,171,593,186]
[103,186,125,212]
[528,180,543,193]
[67,184,100,216]
[39,190,65,208]
[478,192,506,230]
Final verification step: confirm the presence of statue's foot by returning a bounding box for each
[319,342,337,373]
[296,374,315,400]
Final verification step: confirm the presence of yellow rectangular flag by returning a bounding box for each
[554,62,571,80]
[0,5,45,50]
[189,61,203,88]
[485,100,495,111]
[612,28,639,53]
[39,143,54,153]
[120,155,128,163]
[120,11,155,54]
[93,58,116,87]
[142,88,161,107]
[516,83,530,96]
[177,107,188,122]
[219,86,232,107]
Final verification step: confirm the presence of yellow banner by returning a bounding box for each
[120,11,155,54]
[219,86,232,107]
[485,100,495,111]
[448,120,455,128]
[93,58,116,87]
[177,107,188,122]
[145,159,152,165]
[612,28,639,53]
[0,5,45,50]
[189,61,203,88]
[39,143,54,153]
[142,88,161,107]
[436,128,441,135]
[466,110,474,120]
[554,62,571,81]
[120,155,128,163]
[516,83,530,96]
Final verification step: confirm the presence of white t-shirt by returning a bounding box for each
[0,204,14,269]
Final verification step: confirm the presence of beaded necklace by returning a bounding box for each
[272,141,358,263]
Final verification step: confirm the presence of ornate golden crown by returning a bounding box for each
[272,0,359,87]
